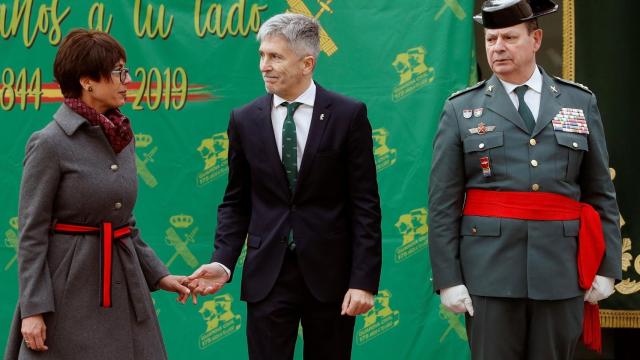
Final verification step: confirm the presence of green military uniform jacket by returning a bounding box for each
[428,68,621,300]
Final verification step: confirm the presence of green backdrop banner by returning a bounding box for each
[1,1,476,358]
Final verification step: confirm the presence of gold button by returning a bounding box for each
[471,227,477,235]
[114,202,122,209]
[530,160,538,167]
[572,142,579,148]
[531,184,540,191]
[529,138,537,146]
[478,143,485,149]
[110,164,119,171]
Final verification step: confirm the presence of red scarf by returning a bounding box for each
[463,189,605,353]
[64,98,133,153]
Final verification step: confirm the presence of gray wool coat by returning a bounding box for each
[4,104,170,360]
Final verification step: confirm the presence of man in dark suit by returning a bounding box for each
[188,13,382,360]
[428,0,621,359]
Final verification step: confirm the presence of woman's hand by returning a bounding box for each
[157,275,192,304]
[21,314,48,351]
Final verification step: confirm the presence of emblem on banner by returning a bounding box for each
[4,217,18,271]
[164,214,199,269]
[198,293,242,349]
[394,208,429,262]
[552,108,589,134]
[286,0,338,56]
[135,133,159,188]
[438,304,468,342]
[197,132,229,187]
[434,0,467,21]
[356,290,400,345]
[391,46,436,102]
[372,128,397,172]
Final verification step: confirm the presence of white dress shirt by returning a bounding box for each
[499,66,543,121]
[271,81,316,169]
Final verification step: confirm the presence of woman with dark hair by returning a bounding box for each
[4,29,190,360]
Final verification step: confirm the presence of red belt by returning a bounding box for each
[52,222,131,308]
[463,189,605,352]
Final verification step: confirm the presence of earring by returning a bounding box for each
[88,86,93,92]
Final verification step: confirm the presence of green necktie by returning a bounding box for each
[281,101,302,193]
[514,85,536,133]
[281,101,302,250]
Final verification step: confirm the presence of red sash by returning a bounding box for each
[463,189,605,352]
[53,222,131,308]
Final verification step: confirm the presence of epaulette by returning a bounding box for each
[448,80,486,100]
[553,76,593,94]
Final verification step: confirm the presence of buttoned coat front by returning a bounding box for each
[4,104,170,360]
[428,68,621,300]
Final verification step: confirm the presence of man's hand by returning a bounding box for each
[584,275,615,304]
[341,289,374,316]
[440,284,474,316]
[158,275,192,304]
[186,263,229,303]
[21,314,48,352]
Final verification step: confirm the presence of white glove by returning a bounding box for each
[584,275,615,304]
[440,284,474,316]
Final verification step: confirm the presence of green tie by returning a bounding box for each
[281,101,302,193]
[281,101,302,250]
[514,85,536,133]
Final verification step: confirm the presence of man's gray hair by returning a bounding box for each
[257,13,320,58]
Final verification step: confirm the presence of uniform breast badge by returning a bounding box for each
[463,109,473,119]
[468,122,496,135]
[552,108,589,134]
[480,156,491,177]
[473,108,483,117]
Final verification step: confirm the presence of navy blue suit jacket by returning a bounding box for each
[212,84,382,303]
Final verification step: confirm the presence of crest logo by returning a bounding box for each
[164,214,199,269]
[135,133,159,188]
[392,46,436,102]
[394,208,429,262]
[356,290,400,345]
[434,0,467,21]
[196,132,229,186]
[4,217,18,271]
[438,304,467,342]
[286,0,338,56]
[372,128,397,172]
[199,293,242,348]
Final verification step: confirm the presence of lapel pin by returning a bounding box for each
[320,114,325,120]
[550,85,558,93]
[488,85,494,92]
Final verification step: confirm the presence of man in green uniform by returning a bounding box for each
[428,0,622,358]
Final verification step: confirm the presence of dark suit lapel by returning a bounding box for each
[295,84,331,194]
[532,69,562,137]
[255,94,290,192]
[484,75,530,134]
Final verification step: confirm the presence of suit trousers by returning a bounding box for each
[246,249,356,360]
[465,295,584,360]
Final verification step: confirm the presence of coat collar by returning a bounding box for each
[53,103,89,136]
[254,82,333,197]
[484,66,562,136]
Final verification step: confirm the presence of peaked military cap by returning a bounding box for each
[474,0,558,29]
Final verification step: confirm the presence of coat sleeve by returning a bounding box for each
[128,215,170,291]
[428,100,466,291]
[346,103,382,293]
[211,110,251,279]
[17,131,59,318]
[580,93,622,279]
